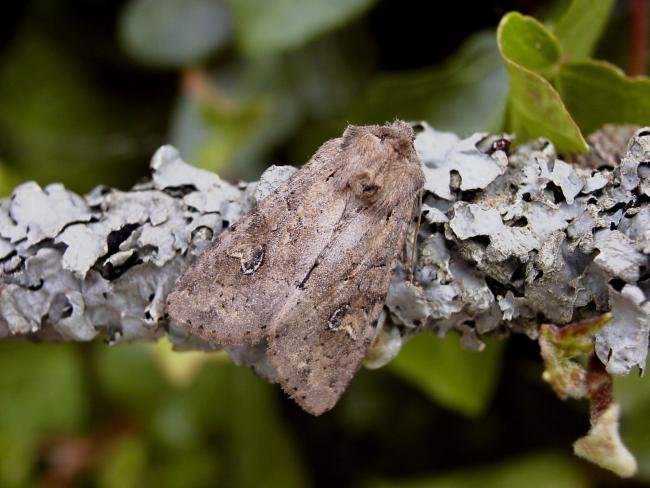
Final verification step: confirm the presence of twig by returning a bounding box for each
[0,125,647,379]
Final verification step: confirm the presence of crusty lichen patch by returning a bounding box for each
[386,124,649,376]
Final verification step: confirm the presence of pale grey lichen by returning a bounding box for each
[595,285,649,375]
[0,125,648,379]
[6,182,93,247]
[252,165,298,202]
[386,124,649,370]
[415,126,507,200]
[593,230,646,282]
[0,146,253,346]
[449,203,503,240]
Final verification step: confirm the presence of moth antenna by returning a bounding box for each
[407,189,423,282]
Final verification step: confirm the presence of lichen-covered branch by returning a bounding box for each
[0,124,647,378]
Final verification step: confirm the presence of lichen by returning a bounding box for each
[0,125,647,381]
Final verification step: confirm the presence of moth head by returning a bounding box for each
[372,121,416,157]
[341,120,415,153]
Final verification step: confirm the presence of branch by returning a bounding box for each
[0,124,647,377]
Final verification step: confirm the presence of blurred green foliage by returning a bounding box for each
[616,374,650,481]
[96,343,306,487]
[552,0,615,58]
[345,33,508,135]
[1,0,650,486]
[119,0,232,67]
[389,334,504,418]
[368,452,590,488]
[0,344,86,485]
[228,0,378,57]
[0,28,135,190]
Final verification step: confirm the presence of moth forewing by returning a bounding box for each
[267,190,419,415]
[166,139,347,345]
[166,121,424,415]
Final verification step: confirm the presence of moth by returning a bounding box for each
[167,121,424,415]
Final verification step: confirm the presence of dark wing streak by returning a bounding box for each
[166,139,347,345]
[266,196,416,415]
[296,197,354,289]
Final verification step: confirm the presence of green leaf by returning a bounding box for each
[388,333,504,418]
[497,12,587,152]
[119,0,231,67]
[367,452,589,488]
[346,32,508,134]
[556,60,650,134]
[228,0,378,57]
[552,0,615,59]
[498,13,560,77]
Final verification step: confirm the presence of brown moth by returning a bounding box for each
[166,121,424,415]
